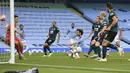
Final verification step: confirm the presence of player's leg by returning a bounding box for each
[105,35,118,51]
[106,48,110,57]
[74,52,80,59]
[84,39,97,57]
[71,47,81,59]
[43,38,54,57]
[114,35,124,56]
[99,32,110,61]
[104,43,121,58]
[15,37,25,59]
[25,45,32,56]
[106,35,123,56]
[107,44,118,51]
[84,37,93,57]
[66,48,77,58]
[89,37,101,58]
[15,41,22,55]
[99,31,117,61]
[43,38,49,56]
[23,44,32,56]
[66,50,73,57]
[98,39,109,61]
[46,45,53,57]
[95,41,101,59]
[66,39,76,57]
[88,37,96,54]
[5,36,24,60]
[22,40,32,56]
[114,35,121,47]
[116,41,120,47]
[6,37,23,59]
[43,43,48,56]
[75,47,82,59]
[95,33,106,59]
[15,37,23,53]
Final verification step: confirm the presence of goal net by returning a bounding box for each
[0,0,15,64]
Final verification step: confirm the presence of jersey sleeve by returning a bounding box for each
[66,29,70,35]
[110,12,116,18]
[92,24,94,31]
[56,27,60,33]
[49,27,51,35]
[76,37,85,44]
[22,30,25,34]
[118,23,122,29]
[103,21,107,26]
[7,24,10,30]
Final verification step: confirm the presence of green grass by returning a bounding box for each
[0,52,130,73]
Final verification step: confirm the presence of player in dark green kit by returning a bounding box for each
[43,21,60,57]
[84,16,102,57]
[94,11,108,59]
[98,3,122,61]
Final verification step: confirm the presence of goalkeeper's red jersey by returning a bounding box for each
[6,24,16,40]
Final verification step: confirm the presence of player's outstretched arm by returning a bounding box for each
[57,32,60,43]
[98,26,107,37]
[119,28,122,40]
[64,42,76,46]
[86,30,93,39]
[15,28,23,36]
[66,29,70,35]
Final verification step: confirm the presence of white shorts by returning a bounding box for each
[114,35,120,43]
[21,40,27,46]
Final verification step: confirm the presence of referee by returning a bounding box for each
[43,21,60,57]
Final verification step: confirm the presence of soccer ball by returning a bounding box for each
[0,14,6,21]
[70,39,76,44]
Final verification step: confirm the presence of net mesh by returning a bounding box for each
[0,0,10,63]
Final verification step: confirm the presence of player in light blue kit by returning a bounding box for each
[65,29,86,59]
[18,24,32,55]
[65,23,77,44]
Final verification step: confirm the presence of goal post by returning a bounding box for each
[0,0,15,64]
[10,0,15,64]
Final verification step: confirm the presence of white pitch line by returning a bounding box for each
[15,63,130,72]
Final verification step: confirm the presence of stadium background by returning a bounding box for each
[0,0,130,73]
[0,0,130,53]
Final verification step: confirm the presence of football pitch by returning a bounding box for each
[0,52,130,73]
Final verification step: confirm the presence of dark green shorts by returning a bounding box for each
[104,31,117,42]
[45,38,55,45]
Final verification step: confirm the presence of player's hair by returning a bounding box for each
[77,29,83,35]
[100,11,106,17]
[53,21,56,24]
[14,15,18,18]
[72,23,75,25]
[19,24,23,27]
[96,16,101,20]
[106,2,113,9]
